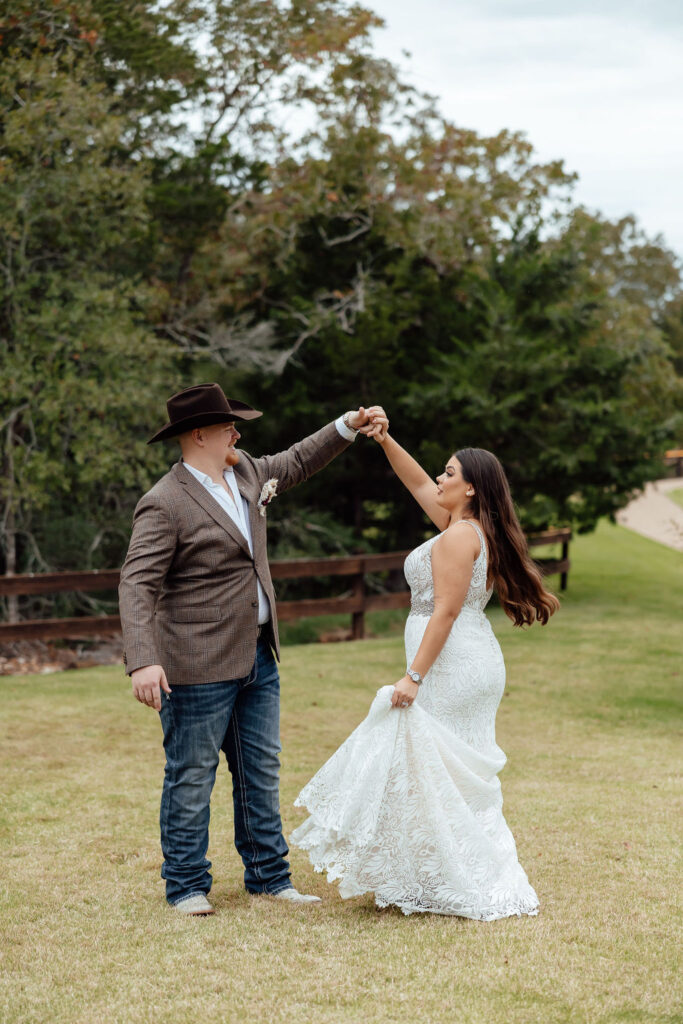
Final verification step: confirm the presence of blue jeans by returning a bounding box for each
[158,637,291,904]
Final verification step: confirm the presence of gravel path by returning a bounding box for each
[616,477,683,552]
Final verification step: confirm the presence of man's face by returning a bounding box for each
[203,421,241,467]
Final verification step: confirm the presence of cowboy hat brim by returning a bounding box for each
[147,406,263,444]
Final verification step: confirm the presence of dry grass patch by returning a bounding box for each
[1,523,681,1024]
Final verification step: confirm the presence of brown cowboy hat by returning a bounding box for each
[147,383,263,444]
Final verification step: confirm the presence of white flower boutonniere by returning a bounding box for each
[257,478,278,517]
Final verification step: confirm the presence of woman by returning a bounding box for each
[290,411,559,919]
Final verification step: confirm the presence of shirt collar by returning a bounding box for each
[183,460,234,489]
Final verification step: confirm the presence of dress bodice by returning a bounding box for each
[404,520,493,617]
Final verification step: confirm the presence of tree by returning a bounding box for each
[0,3,175,613]
[194,130,681,546]
[1,0,681,615]
[407,230,681,533]
[661,294,683,380]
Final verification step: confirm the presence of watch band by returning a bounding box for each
[342,411,359,434]
[406,668,423,685]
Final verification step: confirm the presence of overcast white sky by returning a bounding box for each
[367,0,683,259]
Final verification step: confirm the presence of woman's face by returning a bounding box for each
[436,457,473,511]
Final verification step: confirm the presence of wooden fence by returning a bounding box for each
[664,448,683,477]
[0,528,571,644]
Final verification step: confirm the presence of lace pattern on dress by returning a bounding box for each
[405,520,493,619]
[290,518,540,920]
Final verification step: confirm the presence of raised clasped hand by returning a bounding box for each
[359,405,389,443]
[391,675,419,709]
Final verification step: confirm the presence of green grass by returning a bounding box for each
[1,522,681,1024]
[666,486,683,511]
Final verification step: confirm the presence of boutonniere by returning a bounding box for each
[257,478,278,517]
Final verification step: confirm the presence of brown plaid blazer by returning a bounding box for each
[118,421,351,685]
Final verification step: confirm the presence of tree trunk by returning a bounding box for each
[5,511,18,624]
[3,411,19,622]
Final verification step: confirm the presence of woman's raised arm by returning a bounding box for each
[363,409,450,531]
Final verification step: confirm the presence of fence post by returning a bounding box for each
[351,570,366,640]
[561,539,569,591]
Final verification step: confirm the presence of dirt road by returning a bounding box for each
[616,477,683,552]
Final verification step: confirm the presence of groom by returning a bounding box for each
[119,383,373,915]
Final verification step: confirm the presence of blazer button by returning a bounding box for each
[251,601,258,607]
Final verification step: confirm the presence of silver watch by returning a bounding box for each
[342,411,359,434]
[406,668,423,685]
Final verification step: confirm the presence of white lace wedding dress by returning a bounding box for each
[290,520,540,919]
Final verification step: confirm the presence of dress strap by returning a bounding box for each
[453,519,487,562]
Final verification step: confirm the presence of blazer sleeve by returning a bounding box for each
[250,421,352,494]
[118,493,177,675]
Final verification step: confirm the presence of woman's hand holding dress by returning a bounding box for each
[391,675,419,708]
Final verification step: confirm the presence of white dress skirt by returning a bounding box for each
[290,521,540,920]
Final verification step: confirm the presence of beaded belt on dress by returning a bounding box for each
[409,600,484,617]
[409,599,434,616]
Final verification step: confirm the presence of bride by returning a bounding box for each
[290,409,559,919]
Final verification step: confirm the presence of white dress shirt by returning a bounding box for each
[183,416,358,626]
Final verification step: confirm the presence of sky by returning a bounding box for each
[367,0,683,259]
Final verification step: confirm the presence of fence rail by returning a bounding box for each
[0,528,571,644]
[664,448,683,477]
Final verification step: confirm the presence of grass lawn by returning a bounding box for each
[1,522,681,1024]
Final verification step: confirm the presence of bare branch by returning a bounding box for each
[160,262,370,375]
[0,404,30,435]
[318,213,373,248]
[204,67,282,144]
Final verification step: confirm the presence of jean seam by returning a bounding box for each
[161,692,220,901]
[159,698,175,851]
[229,712,263,884]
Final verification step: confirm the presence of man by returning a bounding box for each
[119,382,376,915]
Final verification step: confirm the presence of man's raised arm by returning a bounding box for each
[252,408,371,493]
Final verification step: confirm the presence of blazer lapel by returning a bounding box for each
[234,466,262,544]
[174,462,253,559]
[242,487,261,548]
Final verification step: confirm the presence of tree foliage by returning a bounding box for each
[0,1,176,596]
[0,0,681,609]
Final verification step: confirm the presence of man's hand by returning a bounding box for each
[360,405,389,443]
[131,665,171,711]
[345,407,369,430]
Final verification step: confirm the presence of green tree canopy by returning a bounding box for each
[1,0,681,612]
[0,1,176,597]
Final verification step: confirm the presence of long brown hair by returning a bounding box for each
[454,448,560,627]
